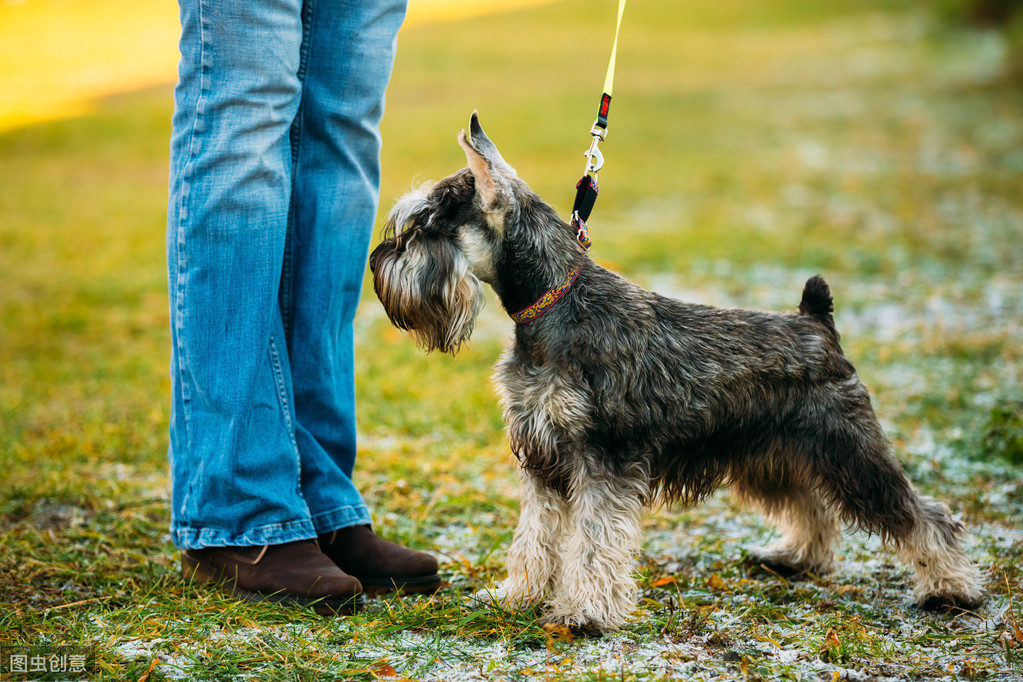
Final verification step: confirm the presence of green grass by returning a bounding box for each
[3,0,1023,679]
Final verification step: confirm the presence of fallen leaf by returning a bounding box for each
[542,622,575,643]
[374,664,400,678]
[137,658,158,682]
[651,576,676,587]
[706,574,727,591]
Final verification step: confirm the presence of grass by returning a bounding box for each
[2,0,1023,679]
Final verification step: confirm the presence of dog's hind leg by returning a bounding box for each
[540,461,647,633]
[893,493,986,610]
[733,455,841,577]
[801,380,985,609]
[481,468,569,611]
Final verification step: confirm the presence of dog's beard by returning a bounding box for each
[371,233,484,354]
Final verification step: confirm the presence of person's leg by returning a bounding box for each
[280,0,406,530]
[169,0,364,612]
[167,0,315,550]
[283,0,440,592]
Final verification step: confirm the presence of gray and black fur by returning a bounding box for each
[370,112,985,633]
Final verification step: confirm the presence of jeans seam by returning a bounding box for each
[267,336,300,450]
[267,334,303,501]
[281,0,316,342]
[173,0,213,516]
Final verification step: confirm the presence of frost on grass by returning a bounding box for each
[110,497,1019,681]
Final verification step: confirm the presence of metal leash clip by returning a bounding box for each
[583,122,607,174]
[571,120,606,252]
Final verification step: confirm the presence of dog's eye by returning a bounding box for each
[432,172,475,209]
[438,183,469,205]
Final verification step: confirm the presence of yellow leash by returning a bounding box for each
[571,0,628,250]
[602,0,627,100]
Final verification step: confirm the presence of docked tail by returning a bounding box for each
[799,275,836,332]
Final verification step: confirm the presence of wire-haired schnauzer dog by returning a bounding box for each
[369,112,985,633]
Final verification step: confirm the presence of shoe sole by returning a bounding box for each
[358,574,445,597]
[181,553,363,616]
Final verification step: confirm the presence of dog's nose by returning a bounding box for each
[370,245,388,274]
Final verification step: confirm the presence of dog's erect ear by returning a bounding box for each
[458,111,515,208]
[462,111,514,174]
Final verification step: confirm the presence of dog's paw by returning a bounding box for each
[540,594,631,635]
[468,585,538,612]
[917,591,985,612]
[745,552,809,579]
[538,610,610,636]
[914,580,986,613]
[912,561,986,613]
[745,545,833,579]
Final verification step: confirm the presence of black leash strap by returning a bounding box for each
[569,96,610,251]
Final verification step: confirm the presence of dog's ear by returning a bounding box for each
[458,111,515,208]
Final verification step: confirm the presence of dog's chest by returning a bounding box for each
[494,355,592,437]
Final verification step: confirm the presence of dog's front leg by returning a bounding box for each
[478,467,568,611]
[541,462,647,633]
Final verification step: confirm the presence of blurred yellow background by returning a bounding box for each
[0,0,558,132]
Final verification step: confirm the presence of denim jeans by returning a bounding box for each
[167,0,407,549]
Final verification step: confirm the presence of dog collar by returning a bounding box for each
[509,265,583,325]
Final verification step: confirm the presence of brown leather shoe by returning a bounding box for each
[181,539,362,615]
[318,525,442,596]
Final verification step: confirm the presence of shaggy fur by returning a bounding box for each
[369,112,985,633]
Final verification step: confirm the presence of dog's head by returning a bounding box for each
[370,112,579,353]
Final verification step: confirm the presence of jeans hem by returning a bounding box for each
[310,504,373,535]
[171,503,373,549]
[172,517,318,550]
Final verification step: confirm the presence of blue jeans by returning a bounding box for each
[167,0,407,550]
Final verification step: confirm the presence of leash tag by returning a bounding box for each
[571,214,593,251]
[597,93,611,130]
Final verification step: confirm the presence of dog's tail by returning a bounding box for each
[799,274,837,332]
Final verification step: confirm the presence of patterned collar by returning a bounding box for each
[509,265,583,325]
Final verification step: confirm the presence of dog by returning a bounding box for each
[369,112,985,633]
